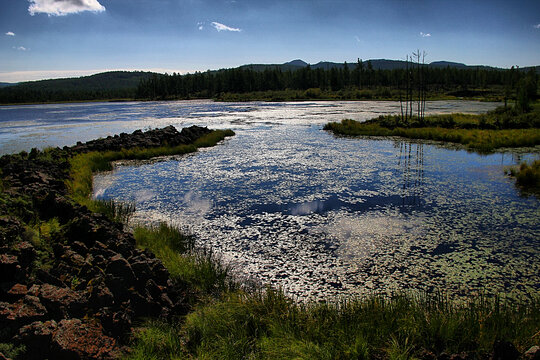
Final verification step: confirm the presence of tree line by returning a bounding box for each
[136,61,535,100]
[0,64,536,104]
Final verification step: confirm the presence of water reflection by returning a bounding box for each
[93,120,539,302]
[396,141,424,207]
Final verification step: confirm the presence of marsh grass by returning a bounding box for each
[130,290,540,359]
[127,321,184,360]
[133,223,234,297]
[324,117,540,153]
[92,199,136,224]
[507,159,540,195]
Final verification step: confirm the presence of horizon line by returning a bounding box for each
[2,60,538,83]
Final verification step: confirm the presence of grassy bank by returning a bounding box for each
[67,129,234,210]
[65,128,237,300]
[127,226,540,360]
[324,105,540,153]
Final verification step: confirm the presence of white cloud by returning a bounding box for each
[6,32,15,36]
[198,22,204,30]
[534,24,540,29]
[211,21,241,32]
[420,32,431,37]
[13,46,28,51]
[28,0,105,16]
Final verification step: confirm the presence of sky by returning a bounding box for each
[1,0,539,82]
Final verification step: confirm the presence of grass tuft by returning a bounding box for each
[507,159,540,195]
[133,223,234,297]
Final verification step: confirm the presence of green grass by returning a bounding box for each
[128,290,540,359]
[507,159,540,195]
[127,321,184,360]
[133,223,234,298]
[324,113,540,153]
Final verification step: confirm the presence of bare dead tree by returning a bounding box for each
[400,50,427,126]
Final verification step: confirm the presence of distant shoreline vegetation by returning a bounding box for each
[324,104,540,153]
[0,62,538,104]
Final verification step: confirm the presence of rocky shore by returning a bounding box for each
[0,125,213,359]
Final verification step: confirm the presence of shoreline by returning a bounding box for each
[0,125,234,359]
[0,94,503,107]
[0,125,538,359]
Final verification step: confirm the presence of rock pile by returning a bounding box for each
[0,126,212,359]
[69,125,211,153]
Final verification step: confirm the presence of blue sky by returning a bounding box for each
[1,0,539,82]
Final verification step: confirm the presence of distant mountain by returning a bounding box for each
[0,83,15,88]
[239,62,305,71]
[429,61,469,69]
[285,59,309,67]
[10,71,156,92]
[239,59,508,72]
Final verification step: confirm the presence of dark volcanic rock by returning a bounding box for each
[36,284,88,318]
[69,125,211,154]
[0,217,24,246]
[525,346,540,360]
[492,340,520,360]
[0,254,20,282]
[0,295,47,328]
[51,319,121,359]
[16,320,58,359]
[0,126,215,358]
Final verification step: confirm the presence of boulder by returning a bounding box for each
[0,254,20,282]
[51,319,121,359]
[0,295,47,326]
[0,217,24,246]
[16,320,58,359]
[12,241,36,267]
[36,284,88,318]
[105,254,136,285]
[6,283,28,300]
[525,346,540,360]
[492,340,519,360]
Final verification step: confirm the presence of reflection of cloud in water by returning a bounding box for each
[92,173,119,200]
[182,191,212,217]
[290,200,325,215]
[135,189,155,203]
[328,211,425,261]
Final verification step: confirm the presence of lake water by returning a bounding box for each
[1,100,538,301]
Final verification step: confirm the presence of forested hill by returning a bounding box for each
[137,61,538,102]
[1,61,538,104]
[0,71,156,104]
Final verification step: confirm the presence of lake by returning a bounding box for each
[1,100,538,301]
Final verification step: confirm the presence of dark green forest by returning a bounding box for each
[136,62,538,102]
[0,63,538,104]
[0,71,154,104]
